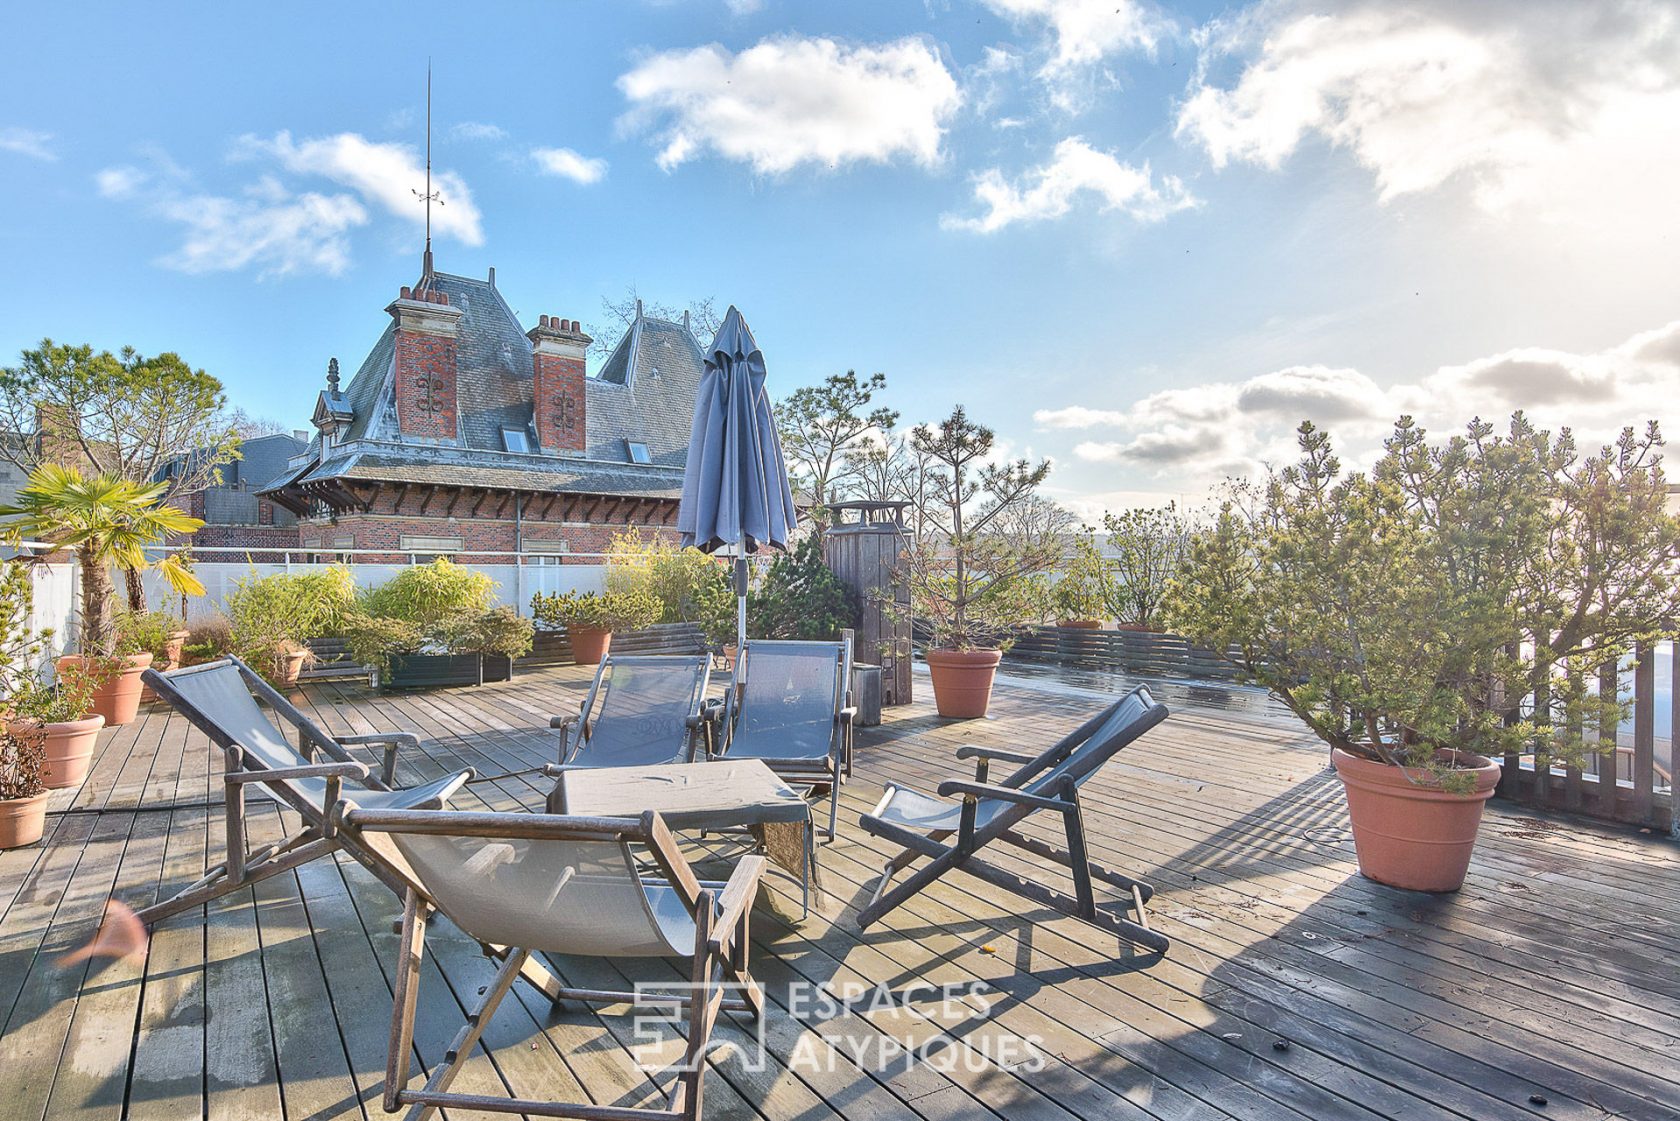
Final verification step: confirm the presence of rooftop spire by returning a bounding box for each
[412,61,440,282]
[326,357,340,392]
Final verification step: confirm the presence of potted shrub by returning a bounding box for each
[604,530,736,653]
[1100,502,1188,632]
[0,727,50,848]
[9,662,102,789]
[1051,529,1106,628]
[903,407,1057,718]
[530,589,661,665]
[1167,417,1680,892]
[122,609,189,703]
[435,606,535,682]
[350,560,503,688]
[224,567,356,687]
[180,615,234,666]
[0,465,203,726]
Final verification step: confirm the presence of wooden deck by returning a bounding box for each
[2,664,1678,1121]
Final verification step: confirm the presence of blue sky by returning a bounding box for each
[3,0,1678,516]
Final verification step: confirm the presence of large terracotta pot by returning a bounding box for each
[9,715,105,789]
[1331,747,1502,893]
[570,627,613,666]
[1057,619,1104,630]
[0,792,50,849]
[924,648,1003,719]
[59,652,154,728]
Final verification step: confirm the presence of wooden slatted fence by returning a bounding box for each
[999,624,1248,683]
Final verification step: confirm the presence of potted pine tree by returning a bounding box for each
[904,407,1057,718]
[1167,417,1680,892]
[0,466,202,726]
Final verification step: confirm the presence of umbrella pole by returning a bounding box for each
[734,553,748,652]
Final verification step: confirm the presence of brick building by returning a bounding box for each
[261,265,703,562]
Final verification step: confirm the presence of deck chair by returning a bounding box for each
[857,686,1171,953]
[550,654,713,768]
[714,638,855,841]
[136,657,471,928]
[340,804,764,1121]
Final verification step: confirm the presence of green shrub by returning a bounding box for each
[748,535,860,642]
[603,530,734,646]
[115,609,185,662]
[530,589,662,633]
[225,566,356,679]
[10,659,99,725]
[1,561,49,700]
[436,606,534,661]
[341,613,425,675]
[361,559,494,626]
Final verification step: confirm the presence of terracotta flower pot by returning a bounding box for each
[0,792,50,849]
[272,649,308,687]
[1331,747,1502,893]
[570,627,613,666]
[924,647,1003,719]
[1113,622,1159,633]
[1057,619,1104,630]
[10,715,105,790]
[164,631,189,669]
[59,652,154,728]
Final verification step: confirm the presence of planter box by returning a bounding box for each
[482,654,513,683]
[383,653,486,691]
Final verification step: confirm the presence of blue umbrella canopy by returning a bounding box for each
[677,306,797,556]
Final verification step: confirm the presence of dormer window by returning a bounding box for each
[502,427,531,453]
[626,440,651,464]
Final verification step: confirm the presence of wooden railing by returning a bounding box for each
[1499,638,1676,833]
[999,625,1247,683]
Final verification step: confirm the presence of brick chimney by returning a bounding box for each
[527,315,591,453]
[387,285,464,442]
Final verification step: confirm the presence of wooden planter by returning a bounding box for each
[383,653,487,691]
[924,647,1003,719]
[0,792,49,849]
[59,652,153,727]
[482,654,513,683]
[9,715,105,790]
[1331,748,1501,892]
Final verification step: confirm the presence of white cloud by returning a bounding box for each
[617,35,962,174]
[448,121,507,142]
[1039,317,1680,483]
[942,137,1197,232]
[238,130,484,245]
[159,177,368,278]
[1035,404,1131,428]
[532,146,608,185]
[979,0,1166,72]
[95,166,147,199]
[724,0,764,13]
[0,127,56,161]
[1176,1,1680,229]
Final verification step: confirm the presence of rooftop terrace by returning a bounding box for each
[2,665,1677,1121]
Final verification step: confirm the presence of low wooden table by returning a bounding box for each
[549,759,816,916]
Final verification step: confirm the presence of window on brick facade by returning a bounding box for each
[399,535,463,557]
[626,440,651,464]
[502,427,531,453]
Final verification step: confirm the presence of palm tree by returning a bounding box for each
[0,465,204,656]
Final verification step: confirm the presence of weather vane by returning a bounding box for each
[412,60,442,279]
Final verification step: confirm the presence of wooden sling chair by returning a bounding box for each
[136,657,471,928]
[857,686,1171,954]
[337,803,765,1121]
[551,654,714,768]
[714,637,855,841]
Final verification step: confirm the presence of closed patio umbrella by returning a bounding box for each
[677,305,798,650]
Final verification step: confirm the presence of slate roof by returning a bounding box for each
[314,269,706,469]
[285,443,683,501]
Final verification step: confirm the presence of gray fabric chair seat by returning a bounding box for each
[870,783,1008,833]
[344,771,470,811]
